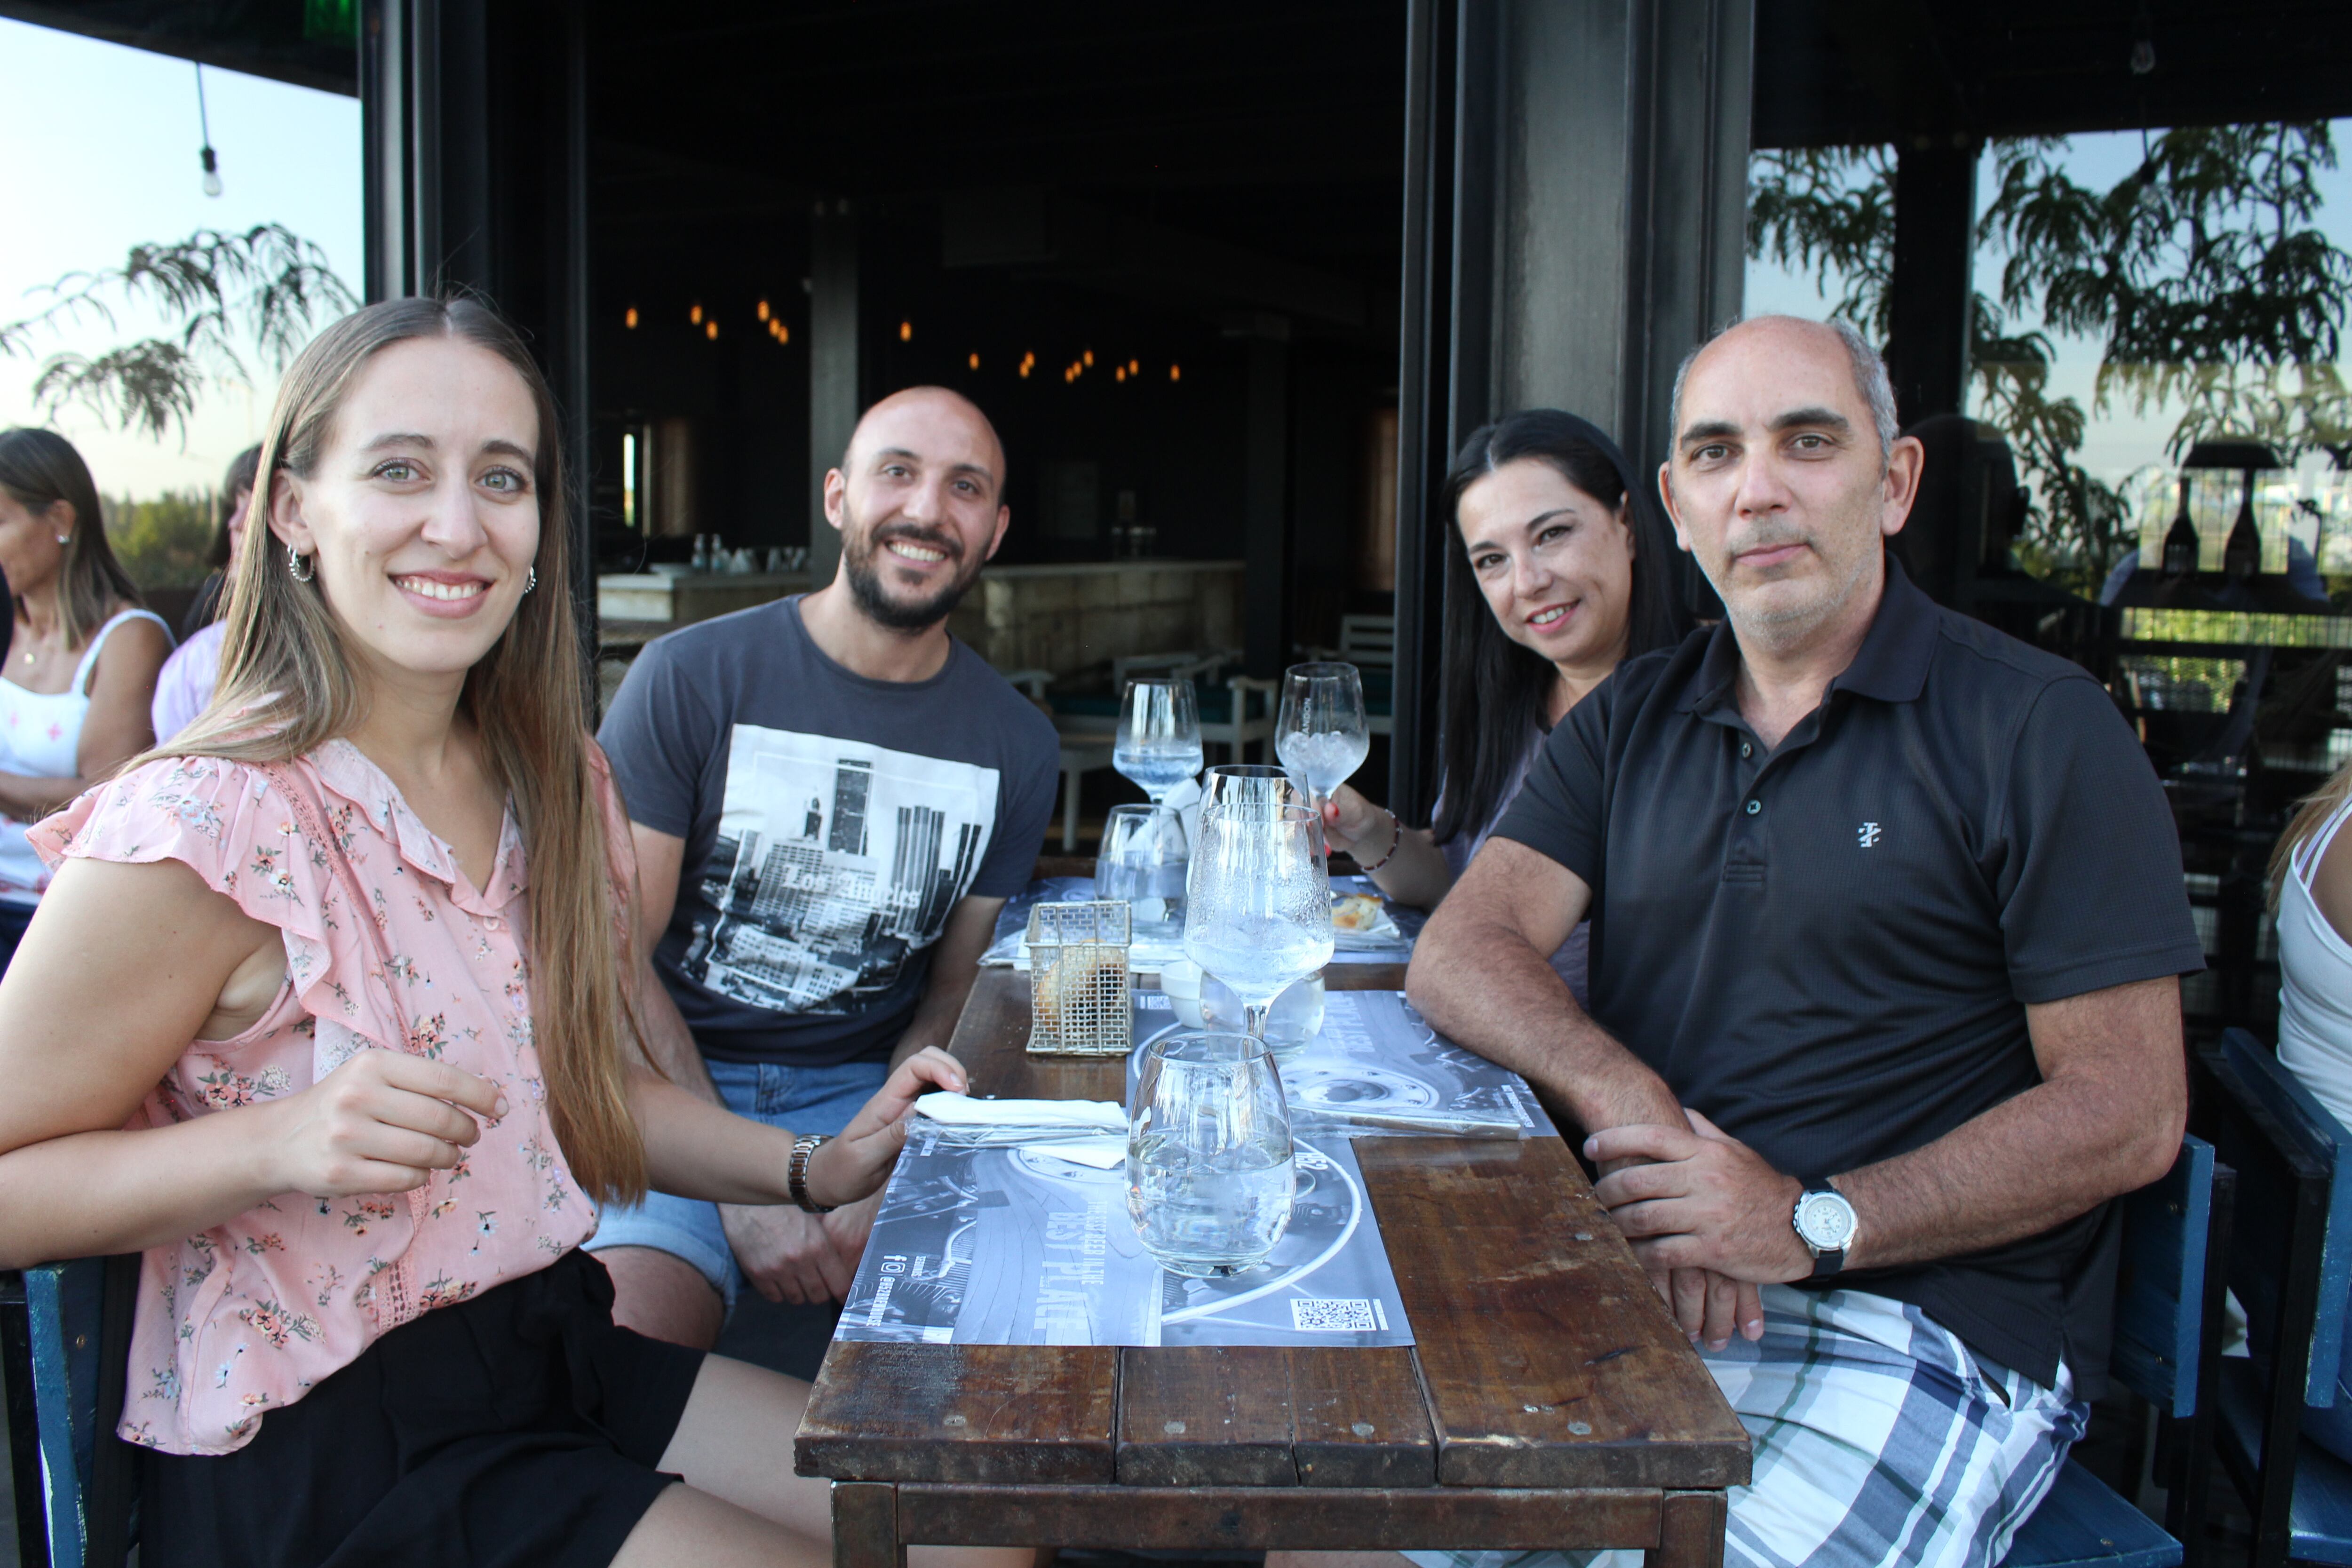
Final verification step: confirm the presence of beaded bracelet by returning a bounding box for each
[1358,807,1404,873]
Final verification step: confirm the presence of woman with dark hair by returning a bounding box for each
[0,428,172,969]
[1319,410,1689,1003]
[151,443,263,740]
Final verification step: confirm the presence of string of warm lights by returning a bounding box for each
[615,303,1180,379]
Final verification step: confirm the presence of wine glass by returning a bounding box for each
[1183,801,1334,1042]
[1127,1029,1295,1277]
[1096,802,1187,940]
[1114,677,1204,803]
[1275,663,1370,813]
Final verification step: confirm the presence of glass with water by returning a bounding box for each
[1127,1030,1296,1277]
[1184,801,1334,1040]
[1114,677,1205,802]
[1096,802,1187,940]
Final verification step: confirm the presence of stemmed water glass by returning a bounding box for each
[1183,801,1334,1042]
[1275,663,1370,814]
[1114,677,1204,804]
[1097,801,1188,940]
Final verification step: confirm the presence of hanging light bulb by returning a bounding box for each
[194,64,223,197]
[1115,366,1127,382]
[756,299,771,321]
[705,320,719,341]
[625,306,640,329]
[690,302,704,326]
[968,352,981,370]
[900,320,914,342]
[776,323,789,345]
[1019,362,1032,379]
[1083,349,1095,367]
[1128,358,1140,375]
[1169,364,1182,382]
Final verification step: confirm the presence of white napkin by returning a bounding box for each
[1163,775,1204,855]
[914,1091,1126,1133]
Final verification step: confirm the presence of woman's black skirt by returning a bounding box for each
[141,1248,707,1568]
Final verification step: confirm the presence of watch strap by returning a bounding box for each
[1796,1174,1847,1279]
[790,1133,837,1214]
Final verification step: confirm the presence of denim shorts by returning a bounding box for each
[584,1058,888,1309]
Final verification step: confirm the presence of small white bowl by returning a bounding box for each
[1158,958,1210,1030]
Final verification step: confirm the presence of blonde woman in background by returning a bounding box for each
[2273,756,2352,1465]
[0,428,170,970]
[0,299,1023,1568]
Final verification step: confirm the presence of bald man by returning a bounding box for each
[591,387,1059,1353]
[1292,318,2202,1568]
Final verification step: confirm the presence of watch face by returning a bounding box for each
[1796,1191,1856,1251]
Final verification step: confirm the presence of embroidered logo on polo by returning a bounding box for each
[1858,822,1883,848]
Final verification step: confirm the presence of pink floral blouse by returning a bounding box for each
[31,739,628,1456]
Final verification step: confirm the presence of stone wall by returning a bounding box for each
[949,561,1245,680]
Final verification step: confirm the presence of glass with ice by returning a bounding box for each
[1127,1030,1296,1277]
[1183,801,1334,1041]
[1114,677,1205,802]
[1275,662,1370,810]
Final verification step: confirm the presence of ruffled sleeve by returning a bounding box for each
[31,755,407,1065]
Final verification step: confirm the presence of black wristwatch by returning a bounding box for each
[1792,1174,1857,1278]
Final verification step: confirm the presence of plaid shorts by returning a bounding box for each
[1405,1284,2087,1568]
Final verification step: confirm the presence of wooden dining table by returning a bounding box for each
[795,964,1751,1568]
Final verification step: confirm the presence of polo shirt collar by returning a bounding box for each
[1676,551,1939,715]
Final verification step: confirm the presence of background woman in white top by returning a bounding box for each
[0,428,171,968]
[2271,760,2352,1464]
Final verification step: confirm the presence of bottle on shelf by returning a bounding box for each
[691,533,713,573]
[2223,471,2262,581]
[2162,474,2201,577]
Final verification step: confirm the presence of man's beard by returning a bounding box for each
[842,513,984,631]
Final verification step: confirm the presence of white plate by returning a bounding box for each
[1331,901,1404,949]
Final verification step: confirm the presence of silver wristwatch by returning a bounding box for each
[1792,1175,1856,1278]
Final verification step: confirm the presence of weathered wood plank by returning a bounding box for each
[797,1343,1119,1485]
[1287,1347,1438,1487]
[896,1483,1662,1551]
[1652,1489,1729,1568]
[833,1481,904,1568]
[1356,1138,1751,1491]
[1118,1346,1296,1486]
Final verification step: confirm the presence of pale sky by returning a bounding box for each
[0,16,362,497]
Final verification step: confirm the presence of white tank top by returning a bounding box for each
[2277,789,2352,1131]
[0,608,172,905]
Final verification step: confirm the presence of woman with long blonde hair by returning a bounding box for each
[0,298,1015,1568]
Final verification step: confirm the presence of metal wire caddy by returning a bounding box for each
[1025,900,1133,1056]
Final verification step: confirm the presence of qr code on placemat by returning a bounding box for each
[1290,1297,1379,1332]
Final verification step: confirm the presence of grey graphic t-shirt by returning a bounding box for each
[599,596,1060,1066]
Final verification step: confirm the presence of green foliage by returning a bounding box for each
[0,224,355,442]
[1744,125,2352,589]
[102,491,217,591]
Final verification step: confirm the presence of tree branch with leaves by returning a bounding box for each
[0,224,355,442]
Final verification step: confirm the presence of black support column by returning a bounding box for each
[1242,318,1295,677]
[808,199,860,589]
[1886,138,1979,430]
[363,0,595,652]
[1390,0,1753,822]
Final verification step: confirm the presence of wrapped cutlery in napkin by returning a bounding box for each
[912,1091,1126,1143]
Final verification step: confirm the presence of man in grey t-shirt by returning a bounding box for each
[592,387,1060,1350]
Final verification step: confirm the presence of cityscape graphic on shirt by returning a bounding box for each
[681,725,1001,1015]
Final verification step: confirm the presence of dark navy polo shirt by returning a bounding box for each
[1493,556,2203,1394]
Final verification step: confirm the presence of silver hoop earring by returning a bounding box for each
[523,566,537,596]
[287,546,314,583]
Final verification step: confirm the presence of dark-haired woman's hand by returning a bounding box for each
[1318,783,1394,859]
[805,1047,968,1208]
